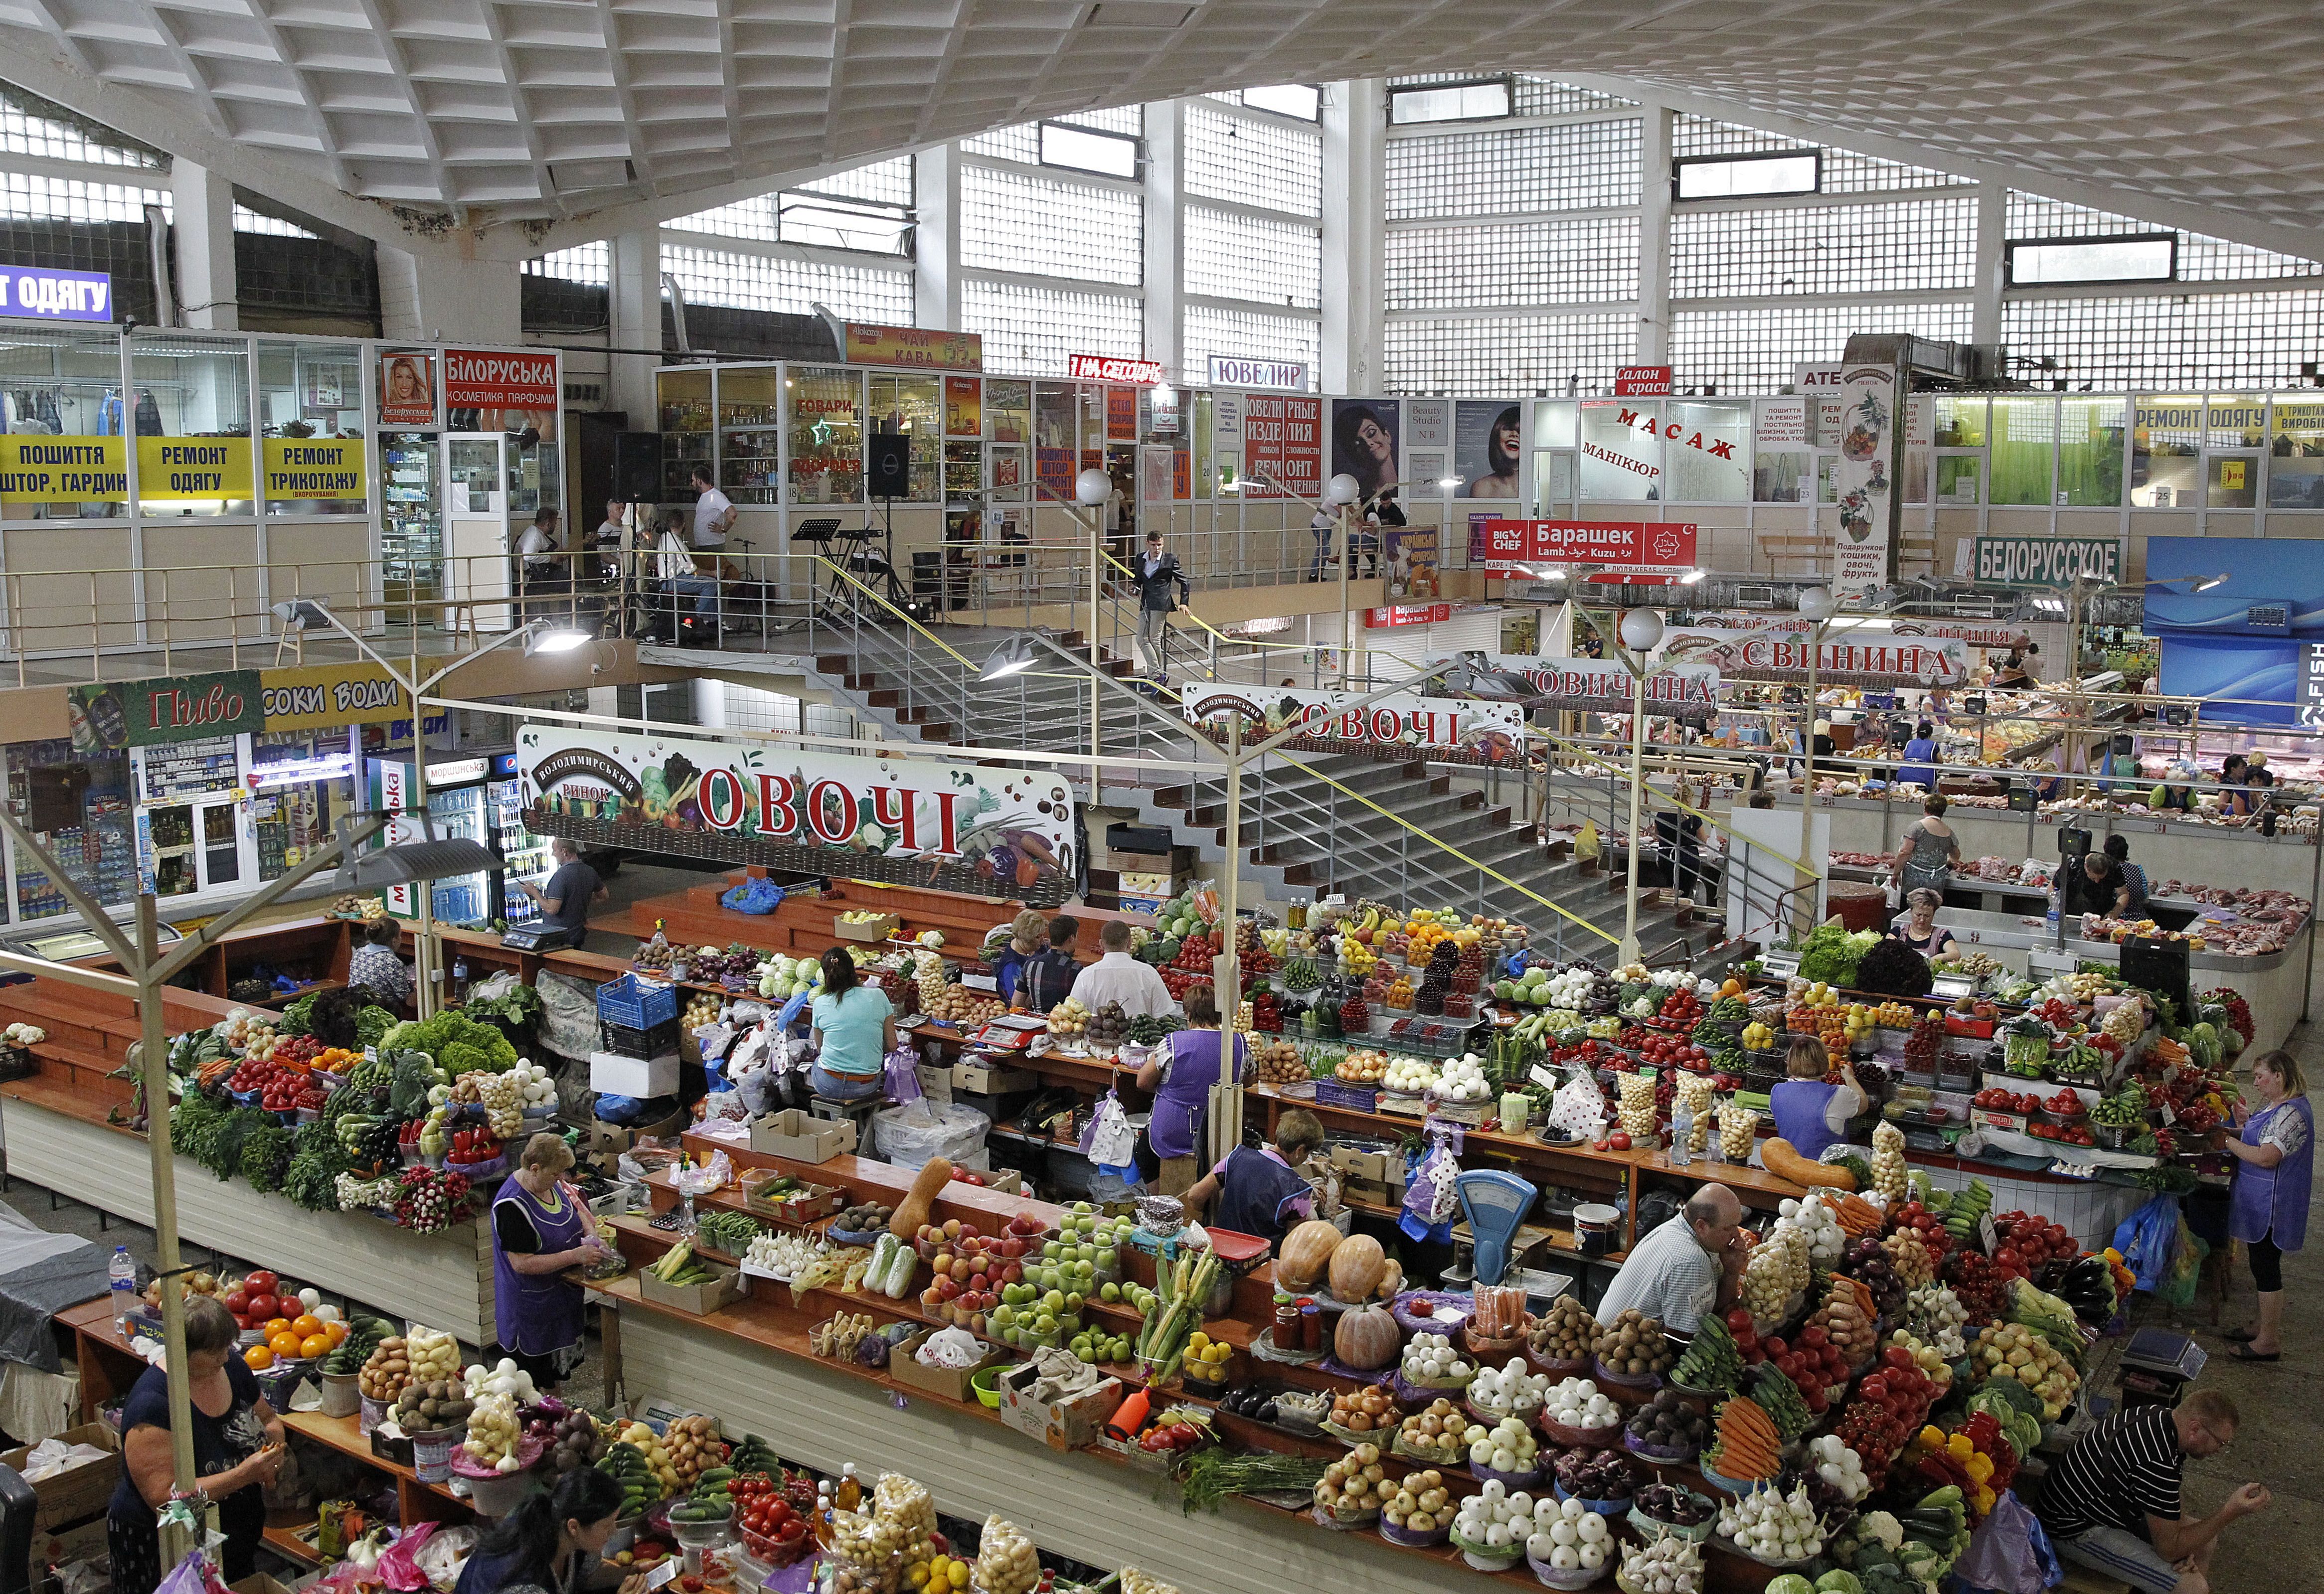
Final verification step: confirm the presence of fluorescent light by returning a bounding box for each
[2193,574,2226,592]
[1240,83,1320,120]
[1677,568,1706,585]
[979,635,1042,681]
[1437,476,1460,488]
[527,626,592,654]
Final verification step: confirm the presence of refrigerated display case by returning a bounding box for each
[4,740,136,923]
[369,752,511,928]
[489,752,550,925]
[133,737,248,900]
[248,727,360,882]
[381,430,443,602]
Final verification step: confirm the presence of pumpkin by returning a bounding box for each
[889,1158,954,1237]
[1276,1220,1345,1291]
[1334,1302,1400,1370]
[1327,1232,1388,1303]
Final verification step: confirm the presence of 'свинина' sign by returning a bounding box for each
[1425,653,1720,718]
[517,727,1078,902]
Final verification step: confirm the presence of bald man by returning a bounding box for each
[1593,1182,1747,1334]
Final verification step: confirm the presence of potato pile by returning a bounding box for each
[359,1337,414,1401]
[1329,1384,1397,1433]
[1597,1308,1674,1378]
[661,1413,725,1488]
[1527,1295,1598,1364]
[1395,1399,1477,1464]
[973,1516,1040,1594]
[927,986,1004,1027]
[391,1378,474,1434]
[1252,1039,1306,1085]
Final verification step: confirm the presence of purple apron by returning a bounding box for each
[1770,1079,1843,1161]
[493,1174,590,1356]
[2230,1095,2313,1251]
[1149,1029,1245,1160]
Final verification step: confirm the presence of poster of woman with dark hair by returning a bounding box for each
[1331,399,1399,501]
[1456,402,1522,498]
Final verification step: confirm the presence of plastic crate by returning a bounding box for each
[599,1016,682,1059]
[597,973,677,1030]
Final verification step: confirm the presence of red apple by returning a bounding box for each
[934,1276,961,1301]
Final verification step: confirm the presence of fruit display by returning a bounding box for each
[1311,1443,1390,1520]
[1624,1388,1707,1455]
[1393,1399,1477,1464]
[1740,1220,1811,1329]
[1595,1308,1675,1379]
[1526,1295,1597,1365]
[1716,1481,1826,1563]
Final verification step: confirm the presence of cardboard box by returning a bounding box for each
[748,1109,858,1163]
[998,1363,1126,1450]
[590,1049,679,1098]
[1327,1145,1401,1184]
[1343,1174,1403,1209]
[1970,1109,2027,1134]
[1117,895,1167,917]
[953,1060,1038,1095]
[835,911,900,943]
[33,1517,110,1570]
[1116,870,1189,897]
[743,1171,844,1222]
[2,1422,118,1530]
[637,1263,751,1316]
[573,1118,634,1155]
[632,1107,691,1144]
[889,1330,1003,1403]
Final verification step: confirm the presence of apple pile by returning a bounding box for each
[915,1213,1045,1329]
[1991,1211,2076,1281]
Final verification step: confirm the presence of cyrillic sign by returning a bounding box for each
[1970,535,2121,591]
[136,437,253,500]
[0,266,112,321]
[1477,519,1699,569]
[0,437,126,502]
[262,438,366,500]
[1068,353,1167,385]
[1182,684,1525,761]
[1207,356,1309,391]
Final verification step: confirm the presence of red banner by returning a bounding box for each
[443,348,557,411]
[1242,394,1322,498]
[1614,364,1672,396]
[1364,603,1451,628]
[1477,519,1699,569]
[1069,353,1166,385]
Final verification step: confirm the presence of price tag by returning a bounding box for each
[1978,1212,1997,1255]
[1530,1065,1560,1090]
[2158,1100,2177,1127]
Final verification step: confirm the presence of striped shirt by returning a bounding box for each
[2037,1407,2183,1541]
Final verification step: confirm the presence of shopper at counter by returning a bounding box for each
[1593,1183,1746,1334]
[1769,1036,1865,1161]
[1890,889,1959,961]
[1891,795,1961,898]
[1135,986,1251,1197]
[2058,851,2131,920]
[106,1294,285,1594]
[1068,920,1177,1018]
[2216,1049,2312,1363]
[1181,1107,1325,1247]
[1019,915,1083,1014]
[491,1132,610,1389]
[2105,835,2153,917]
[452,1465,644,1594]
[994,909,1049,1007]
[2037,1390,2265,1594]
[2217,756,2255,819]
[347,918,412,1011]
[809,947,895,1102]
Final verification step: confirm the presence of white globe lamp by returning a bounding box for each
[1324,473,1361,506]
[1797,585,1836,623]
[1074,468,1111,506]
[1617,607,1663,653]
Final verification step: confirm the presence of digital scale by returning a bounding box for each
[968,1014,1051,1051]
[1930,972,1981,1001]
[500,923,580,952]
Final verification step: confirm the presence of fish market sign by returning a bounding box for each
[1660,628,1968,686]
[0,266,112,321]
[1970,535,2121,591]
[1425,653,1719,718]
[1181,685,1525,762]
[517,727,1077,902]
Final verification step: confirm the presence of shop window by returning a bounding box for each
[2270,397,2324,508]
[1935,455,1984,505]
[6,740,134,923]
[869,374,940,502]
[787,366,862,505]
[2006,233,2174,286]
[1240,84,1321,121]
[1388,78,1511,126]
[1934,395,1987,448]
[506,435,559,519]
[128,334,253,518]
[719,366,783,505]
[1662,399,1750,502]
[1532,400,1577,449]
[1988,396,2056,506]
[2206,397,2268,449]
[2057,396,2127,507]
[1034,382,1079,496]
[658,367,713,498]
[1578,399,1660,502]
[2131,394,2203,507]
[248,728,355,883]
[1752,396,1811,501]
[0,323,128,522]
[1673,151,1819,200]
[255,339,365,517]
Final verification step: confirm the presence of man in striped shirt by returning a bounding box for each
[2035,1391,2268,1594]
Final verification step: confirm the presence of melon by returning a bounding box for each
[1327,1232,1389,1303]
[1276,1220,1344,1292]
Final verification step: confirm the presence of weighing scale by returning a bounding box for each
[1930,971,1981,1002]
[968,1014,1050,1051]
[500,923,580,952]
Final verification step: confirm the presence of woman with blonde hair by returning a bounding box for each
[994,908,1048,1007]
[1767,1035,1863,1161]
[2217,1050,2311,1361]
[491,1131,610,1388]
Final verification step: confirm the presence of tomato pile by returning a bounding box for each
[1991,1212,2074,1280]
[1888,1202,1953,1257]
[1941,1249,2007,1320]
[733,1474,812,1557]
[224,1057,323,1112]
[1829,1346,1940,1490]
[1655,986,1703,1026]
[1160,931,1218,999]
[2033,997,2084,1031]
[1760,1322,1851,1413]
[1972,1087,2043,1114]
[1635,1032,1712,1071]
[2030,1121,2096,1146]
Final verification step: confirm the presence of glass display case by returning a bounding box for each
[133,736,247,899]
[787,366,862,504]
[658,367,714,496]
[256,339,366,516]
[129,335,254,518]
[869,373,940,501]
[248,727,358,883]
[380,431,443,601]
[944,441,984,504]
[0,324,129,520]
[719,367,783,504]
[4,740,133,922]
[491,766,549,925]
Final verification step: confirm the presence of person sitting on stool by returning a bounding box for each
[809,946,893,1102]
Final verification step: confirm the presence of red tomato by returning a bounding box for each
[245,1271,278,1296]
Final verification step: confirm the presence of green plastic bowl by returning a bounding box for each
[971,1364,1008,1409]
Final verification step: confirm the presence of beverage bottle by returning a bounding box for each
[109,1245,136,1329]
[835,1462,862,1513]
[452,956,470,1002]
[1671,1097,1694,1166]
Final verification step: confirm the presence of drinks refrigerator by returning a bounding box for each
[488,751,551,926]
[381,430,443,603]
[369,749,544,928]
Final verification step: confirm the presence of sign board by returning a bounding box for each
[1241,394,1323,498]
[262,437,367,500]
[1364,603,1451,628]
[258,662,411,732]
[0,266,113,322]
[1068,353,1166,385]
[377,350,438,429]
[846,323,983,372]
[70,672,263,752]
[1831,362,1902,601]
[443,349,558,413]
[517,727,1078,901]
[1207,356,1308,391]
[0,437,126,503]
[1970,535,2123,590]
[136,438,253,500]
[1428,652,1719,718]
[2300,644,2324,730]
[1476,519,1699,570]
[1614,365,1672,397]
[1660,627,1968,686]
[1182,684,1525,762]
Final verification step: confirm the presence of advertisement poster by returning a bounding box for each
[1424,652,1719,718]
[1182,683,1525,763]
[1036,448,1075,500]
[261,438,366,499]
[72,671,263,752]
[1614,365,1673,397]
[0,265,112,322]
[377,350,438,429]
[518,726,1078,902]
[1383,524,1440,598]
[2299,643,2324,729]
[443,348,556,435]
[0,436,125,504]
[1242,394,1321,498]
[1832,362,1901,600]
[1139,444,1174,504]
[1660,627,1968,686]
[943,376,981,438]
[1475,519,1699,571]
[1405,399,1450,451]
[1331,398,1400,502]
[1454,401,1524,498]
[845,324,983,371]
[1106,387,1138,442]
[136,438,253,501]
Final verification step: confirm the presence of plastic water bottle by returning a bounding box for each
[1671,1097,1694,1167]
[2045,896,2060,938]
[452,956,471,1003]
[109,1245,136,1330]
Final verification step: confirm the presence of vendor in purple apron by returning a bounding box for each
[2215,1048,2313,1361]
[1133,986,1249,1197]
[491,1132,612,1390]
[1182,1108,1328,1249]
[1767,1036,1866,1162]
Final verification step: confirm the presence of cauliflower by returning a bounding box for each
[1861,1511,1904,1551]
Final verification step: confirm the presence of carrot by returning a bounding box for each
[1846,1276,1876,1322]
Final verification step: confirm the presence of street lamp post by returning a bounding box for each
[1324,473,1361,685]
[1613,605,1664,963]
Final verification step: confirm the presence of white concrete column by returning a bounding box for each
[913,146,960,331]
[169,161,237,330]
[1322,78,1385,393]
[378,247,522,343]
[1636,102,1673,365]
[1972,181,2007,347]
[1143,101,1183,374]
[608,229,662,426]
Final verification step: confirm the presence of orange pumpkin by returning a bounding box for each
[1276,1220,1344,1292]
[1327,1233,1389,1303]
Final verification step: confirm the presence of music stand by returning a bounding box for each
[851,504,934,624]
[790,517,851,628]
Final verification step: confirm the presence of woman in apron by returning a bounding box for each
[1767,1036,1864,1162]
[1889,888,1959,961]
[2216,1050,2313,1362]
[491,1132,609,1388]
[1890,795,1960,901]
[1134,986,1248,1196]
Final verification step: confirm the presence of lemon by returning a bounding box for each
[1188,1331,1209,1351]
[947,1564,970,1590]
[1206,1341,1231,1363]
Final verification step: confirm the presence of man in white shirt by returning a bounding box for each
[514,509,562,618]
[689,465,736,551]
[1066,919,1178,1019]
[655,520,718,631]
[1593,1183,1746,1334]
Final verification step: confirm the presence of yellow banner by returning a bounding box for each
[0,436,126,502]
[259,661,411,731]
[262,437,366,500]
[136,436,253,500]
[843,321,983,372]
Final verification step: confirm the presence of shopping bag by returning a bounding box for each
[1399,1128,1460,1242]
[1951,1491,2051,1594]
[2111,1193,2180,1294]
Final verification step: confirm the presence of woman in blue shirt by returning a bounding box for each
[453,1467,642,1594]
[1897,721,1940,791]
[809,946,894,1102]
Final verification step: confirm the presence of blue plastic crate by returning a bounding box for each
[598,973,677,1029]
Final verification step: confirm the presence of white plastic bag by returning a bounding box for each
[871,1100,992,1171]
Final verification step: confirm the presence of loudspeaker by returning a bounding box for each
[867,433,910,499]
[614,433,662,501]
